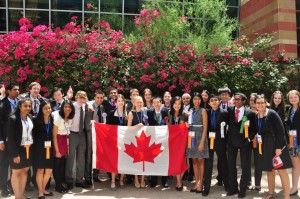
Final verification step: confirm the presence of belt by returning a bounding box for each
[70,131,79,134]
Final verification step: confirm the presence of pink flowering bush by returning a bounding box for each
[0,6,299,97]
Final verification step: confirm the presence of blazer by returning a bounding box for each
[286,106,300,144]
[102,99,116,114]
[84,102,105,132]
[207,108,229,140]
[24,93,48,116]
[0,97,18,142]
[147,109,168,126]
[227,106,256,147]
[7,113,33,159]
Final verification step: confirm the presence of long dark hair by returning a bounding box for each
[190,92,203,109]
[58,100,75,119]
[270,91,285,116]
[116,94,126,115]
[170,96,183,116]
[36,101,53,124]
[13,98,32,116]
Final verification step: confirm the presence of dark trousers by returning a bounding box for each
[150,176,167,186]
[204,139,229,191]
[53,157,66,188]
[227,143,252,194]
[0,149,9,189]
[252,147,262,186]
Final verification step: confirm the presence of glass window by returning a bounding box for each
[226,6,238,19]
[26,0,49,9]
[8,0,23,8]
[51,11,82,28]
[26,10,49,27]
[84,13,99,26]
[296,0,300,10]
[8,9,23,31]
[51,0,82,11]
[226,0,239,7]
[124,0,140,14]
[100,0,122,13]
[84,0,99,11]
[0,1,6,7]
[100,14,122,31]
[0,9,6,31]
[124,15,137,34]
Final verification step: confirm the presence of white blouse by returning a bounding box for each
[52,111,72,135]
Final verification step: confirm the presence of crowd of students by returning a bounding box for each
[0,82,299,199]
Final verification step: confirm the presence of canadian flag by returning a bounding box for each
[92,123,188,176]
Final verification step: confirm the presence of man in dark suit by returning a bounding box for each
[125,88,139,114]
[0,83,19,197]
[226,93,256,198]
[84,91,106,185]
[102,88,118,113]
[50,87,65,111]
[203,94,229,196]
[147,96,169,188]
[24,82,47,116]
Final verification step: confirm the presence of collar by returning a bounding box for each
[8,97,16,103]
[235,106,245,112]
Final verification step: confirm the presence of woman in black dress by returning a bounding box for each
[127,96,146,188]
[167,96,188,191]
[33,101,54,198]
[7,98,33,199]
[270,91,286,122]
[255,95,291,199]
[107,94,127,190]
[286,90,300,196]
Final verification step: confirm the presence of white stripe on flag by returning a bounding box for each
[92,122,97,169]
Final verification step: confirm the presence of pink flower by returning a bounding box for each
[140,9,149,17]
[169,85,176,91]
[179,16,187,22]
[87,3,92,8]
[71,16,78,21]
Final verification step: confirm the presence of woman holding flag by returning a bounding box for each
[127,96,147,188]
[107,94,127,190]
[186,92,208,194]
[254,95,291,199]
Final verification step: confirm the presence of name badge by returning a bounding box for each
[257,135,262,143]
[289,130,297,136]
[189,131,195,137]
[209,132,216,138]
[44,141,51,147]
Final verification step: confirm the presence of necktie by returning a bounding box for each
[235,109,240,122]
[112,101,116,107]
[223,104,226,110]
[57,103,61,109]
[34,99,39,115]
[97,106,102,123]
[79,107,84,133]
[155,112,161,125]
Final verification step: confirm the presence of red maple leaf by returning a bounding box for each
[124,130,163,172]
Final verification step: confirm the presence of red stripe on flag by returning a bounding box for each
[167,124,188,175]
[94,123,118,173]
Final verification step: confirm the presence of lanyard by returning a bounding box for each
[192,108,200,124]
[117,109,124,125]
[257,118,263,132]
[45,121,51,137]
[210,110,216,127]
[135,111,143,124]
[21,116,30,139]
[63,121,70,135]
[174,116,179,124]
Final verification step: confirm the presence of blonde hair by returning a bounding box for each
[132,96,144,111]
[287,90,300,112]
[75,90,87,99]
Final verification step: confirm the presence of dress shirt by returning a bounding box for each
[69,102,86,132]
[235,106,245,122]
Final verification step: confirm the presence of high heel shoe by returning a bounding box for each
[134,180,140,188]
[175,183,183,191]
[290,190,298,196]
[110,182,116,191]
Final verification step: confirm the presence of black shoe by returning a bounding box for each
[202,190,209,196]
[75,183,90,189]
[175,183,183,191]
[85,180,92,186]
[196,189,202,194]
[55,185,68,193]
[290,191,298,196]
[38,196,45,199]
[149,183,157,188]
[44,191,54,196]
[162,183,168,188]
[216,181,223,186]
[190,188,197,192]
[93,178,101,182]
[1,188,11,197]
[66,183,73,190]
[226,190,239,196]
[238,192,246,198]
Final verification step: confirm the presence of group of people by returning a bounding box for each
[0,82,299,199]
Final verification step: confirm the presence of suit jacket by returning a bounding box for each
[227,106,256,147]
[84,102,105,132]
[102,99,116,114]
[7,113,33,159]
[147,109,168,126]
[24,93,48,116]
[126,100,133,114]
[207,108,228,140]
[0,97,18,142]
